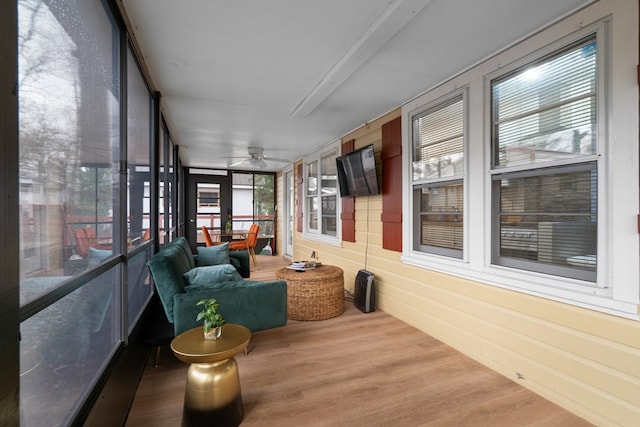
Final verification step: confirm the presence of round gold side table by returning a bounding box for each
[171,324,251,427]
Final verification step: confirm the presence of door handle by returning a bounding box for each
[189,219,195,223]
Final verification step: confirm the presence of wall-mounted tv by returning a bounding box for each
[336,144,380,197]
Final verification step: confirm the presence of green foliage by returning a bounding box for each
[196,298,226,332]
[253,174,275,217]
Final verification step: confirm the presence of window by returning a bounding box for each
[157,125,177,247]
[198,190,220,207]
[126,44,153,332]
[18,0,121,424]
[490,34,598,282]
[411,94,465,258]
[226,172,276,252]
[304,144,339,240]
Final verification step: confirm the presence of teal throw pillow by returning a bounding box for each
[87,247,112,268]
[183,264,242,287]
[196,242,230,266]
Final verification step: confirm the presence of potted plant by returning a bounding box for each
[196,298,226,340]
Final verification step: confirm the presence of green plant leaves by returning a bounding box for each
[196,298,226,332]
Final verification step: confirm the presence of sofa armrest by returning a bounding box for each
[173,280,287,336]
[229,250,250,278]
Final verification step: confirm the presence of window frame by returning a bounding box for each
[488,30,601,283]
[410,90,467,259]
[303,141,341,245]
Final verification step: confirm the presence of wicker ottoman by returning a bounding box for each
[275,265,345,321]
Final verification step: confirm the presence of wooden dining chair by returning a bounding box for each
[229,223,260,267]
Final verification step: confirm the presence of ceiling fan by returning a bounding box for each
[225,147,290,169]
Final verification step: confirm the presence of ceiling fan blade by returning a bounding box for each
[263,156,291,163]
[224,148,289,168]
[228,159,247,167]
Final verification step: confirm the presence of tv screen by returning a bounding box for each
[336,144,380,197]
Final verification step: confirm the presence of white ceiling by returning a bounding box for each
[121,0,594,171]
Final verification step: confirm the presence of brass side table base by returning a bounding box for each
[171,324,251,427]
[183,359,243,427]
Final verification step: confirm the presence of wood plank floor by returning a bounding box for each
[125,255,591,427]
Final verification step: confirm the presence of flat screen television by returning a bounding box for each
[336,144,380,197]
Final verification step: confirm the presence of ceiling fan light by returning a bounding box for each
[249,158,268,169]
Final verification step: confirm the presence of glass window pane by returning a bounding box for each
[321,195,337,236]
[18,0,120,423]
[18,0,119,291]
[321,153,337,197]
[414,136,464,180]
[306,160,318,231]
[496,165,597,279]
[229,172,275,253]
[20,270,119,425]
[416,183,463,251]
[127,247,153,333]
[232,173,253,232]
[198,182,222,243]
[493,36,597,167]
[167,140,175,241]
[127,46,151,249]
[307,196,318,231]
[413,96,464,180]
[307,161,318,196]
[199,190,220,207]
[320,151,337,236]
[254,174,275,238]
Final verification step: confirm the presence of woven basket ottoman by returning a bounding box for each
[275,265,345,320]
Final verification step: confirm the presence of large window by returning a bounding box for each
[126,44,153,332]
[304,144,339,239]
[232,172,276,252]
[127,45,151,248]
[411,94,465,258]
[490,34,598,282]
[158,129,166,247]
[18,0,121,424]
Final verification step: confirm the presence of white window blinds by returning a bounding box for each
[492,35,597,168]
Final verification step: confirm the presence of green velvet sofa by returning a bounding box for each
[147,237,287,336]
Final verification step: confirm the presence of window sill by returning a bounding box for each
[302,232,341,247]
[401,252,639,321]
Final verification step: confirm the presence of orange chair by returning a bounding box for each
[73,226,111,257]
[202,225,225,247]
[229,223,259,267]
